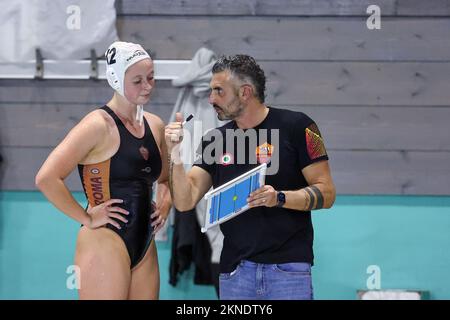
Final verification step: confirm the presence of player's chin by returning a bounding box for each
[139,93,151,103]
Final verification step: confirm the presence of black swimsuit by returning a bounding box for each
[78,105,162,268]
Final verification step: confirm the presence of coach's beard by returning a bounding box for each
[213,98,244,121]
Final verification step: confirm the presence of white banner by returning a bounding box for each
[0,0,118,62]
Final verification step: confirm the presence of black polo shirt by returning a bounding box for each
[193,107,329,273]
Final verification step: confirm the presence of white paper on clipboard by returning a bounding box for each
[201,163,267,233]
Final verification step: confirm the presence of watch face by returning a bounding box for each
[277,192,286,206]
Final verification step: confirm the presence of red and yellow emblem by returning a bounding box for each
[256,142,274,164]
[305,123,327,160]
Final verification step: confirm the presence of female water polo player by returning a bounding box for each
[36,41,171,299]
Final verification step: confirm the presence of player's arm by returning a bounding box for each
[155,130,172,219]
[35,112,108,224]
[148,113,172,213]
[146,113,172,232]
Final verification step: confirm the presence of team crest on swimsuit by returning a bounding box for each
[256,142,273,164]
[139,146,149,161]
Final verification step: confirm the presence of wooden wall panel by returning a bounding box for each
[2,147,449,195]
[116,0,395,16]
[285,106,450,152]
[2,61,450,107]
[0,147,83,192]
[261,62,450,106]
[1,1,450,194]
[329,150,450,195]
[116,0,450,17]
[0,103,173,148]
[118,17,450,61]
[397,0,450,16]
[2,104,449,152]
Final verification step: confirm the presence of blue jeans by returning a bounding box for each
[219,260,313,300]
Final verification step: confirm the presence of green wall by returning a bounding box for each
[312,196,450,299]
[1,192,449,299]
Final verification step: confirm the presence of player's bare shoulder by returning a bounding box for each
[65,108,110,146]
[72,108,118,164]
[80,108,116,135]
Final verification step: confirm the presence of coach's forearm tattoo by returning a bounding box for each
[303,189,310,211]
[303,186,324,210]
[310,186,324,209]
[304,187,315,210]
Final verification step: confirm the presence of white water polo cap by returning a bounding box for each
[105,41,151,97]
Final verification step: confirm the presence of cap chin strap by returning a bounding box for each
[136,104,144,126]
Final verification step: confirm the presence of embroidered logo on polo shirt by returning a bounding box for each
[256,142,273,164]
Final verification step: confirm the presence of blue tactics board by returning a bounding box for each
[201,163,267,233]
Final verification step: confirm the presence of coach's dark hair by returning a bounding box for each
[212,55,266,103]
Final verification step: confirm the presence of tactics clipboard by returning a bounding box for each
[201,163,267,233]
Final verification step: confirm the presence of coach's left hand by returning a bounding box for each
[247,185,278,208]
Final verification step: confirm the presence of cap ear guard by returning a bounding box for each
[106,67,122,94]
[105,45,123,96]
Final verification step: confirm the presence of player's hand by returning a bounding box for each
[86,199,129,229]
[151,201,169,235]
[247,185,277,208]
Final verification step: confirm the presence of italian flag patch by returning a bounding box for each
[221,153,233,165]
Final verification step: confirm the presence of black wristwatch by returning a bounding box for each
[276,191,286,207]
